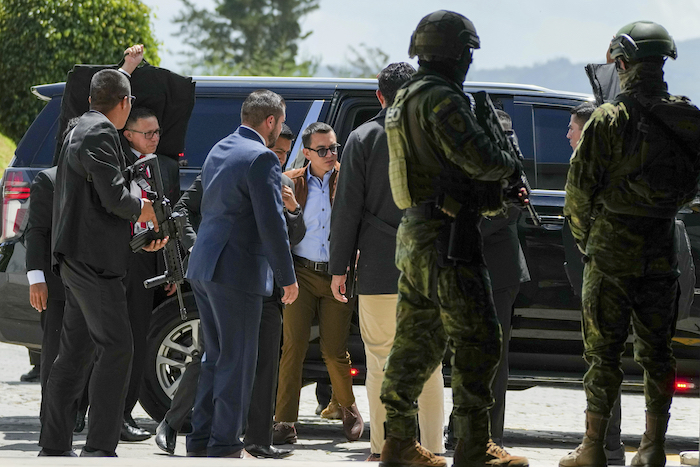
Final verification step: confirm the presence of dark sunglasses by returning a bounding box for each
[305,144,341,158]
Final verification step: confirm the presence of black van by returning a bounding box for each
[1,76,697,421]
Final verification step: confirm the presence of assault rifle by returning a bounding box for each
[471,91,541,226]
[127,154,189,320]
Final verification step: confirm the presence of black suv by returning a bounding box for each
[1,77,698,421]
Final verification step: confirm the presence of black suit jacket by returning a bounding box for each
[329,109,403,294]
[174,172,305,252]
[52,111,142,275]
[480,206,530,291]
[25,167,65,300]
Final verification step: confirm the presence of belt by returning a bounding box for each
[293,255,328,273]
[405,201,451,220]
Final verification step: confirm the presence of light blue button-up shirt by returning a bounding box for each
[292,168,334,262]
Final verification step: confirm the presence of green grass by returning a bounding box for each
[0,132,17,179]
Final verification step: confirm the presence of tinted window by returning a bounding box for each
[13,98,60,168]
[533,107,574,190]
[182,98,312,168]
[510,104,536,186]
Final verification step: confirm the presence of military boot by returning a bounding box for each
[454,439,530,466]
[559,411,609,467]
[452,412,526,467]
[630,412,670,467]
[379,437,447,467]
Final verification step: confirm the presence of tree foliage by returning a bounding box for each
[174,0,319,76]
[0,0,160,143]
[328,44,390,78]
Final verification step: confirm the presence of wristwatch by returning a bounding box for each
[286,204,301,215]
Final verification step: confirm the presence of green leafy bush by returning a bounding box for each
[0,0,160,143]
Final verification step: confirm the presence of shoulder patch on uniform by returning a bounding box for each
[434,97,466,133]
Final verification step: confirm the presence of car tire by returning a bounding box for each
[139,291,201,421]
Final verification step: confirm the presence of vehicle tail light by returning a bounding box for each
[675,380,696,391]
[1,170,30,242]
[350,368,359,377]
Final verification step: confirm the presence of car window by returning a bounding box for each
[508,103,536,186]
[533,106,574,190]
[14,98,61,168]
[328,96,381,147]
[181,98,313,168]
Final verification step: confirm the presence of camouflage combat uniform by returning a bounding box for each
[381,67,518,442]
[564,61,700,417]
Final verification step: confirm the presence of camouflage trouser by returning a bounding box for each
[582,253,678,416]
[380,216,502,440]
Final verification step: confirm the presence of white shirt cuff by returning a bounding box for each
[27,270,46,285]
[118,67,131,78]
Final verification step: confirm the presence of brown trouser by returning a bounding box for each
[275,264,355,422]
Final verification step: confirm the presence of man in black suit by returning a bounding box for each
[479,206,529,448]
[39,68,165,457]
[443,112,531,465]
[119,106,181,441]
[328,62,446,461]
[25,167,65,391]
[155,124,303,458]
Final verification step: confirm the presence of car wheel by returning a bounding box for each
[139,291,201,421]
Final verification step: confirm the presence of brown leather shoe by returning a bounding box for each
[321,400,342,420]
[380,437,447,467]
[341,403,364,441]
[272,422,297,445]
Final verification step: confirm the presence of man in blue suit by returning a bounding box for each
[185,89,299,458]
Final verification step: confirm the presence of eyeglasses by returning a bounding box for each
[126,128,161,140]
[123,95,137,105]
[305,144,341,158]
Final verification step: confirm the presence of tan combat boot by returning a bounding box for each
[379,437,447,467]
[559,411,609,467]
[631,412,670,467]
[453,439,529,467]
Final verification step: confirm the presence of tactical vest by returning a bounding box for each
[603,94,700,218]
[386,76,503,215]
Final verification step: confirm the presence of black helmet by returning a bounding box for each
[609,21,677,62]
[408,10,480,62]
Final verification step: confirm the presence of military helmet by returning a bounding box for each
[609,21,677,62]
[409,10,480,62]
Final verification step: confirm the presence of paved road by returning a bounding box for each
[0,341,697,466]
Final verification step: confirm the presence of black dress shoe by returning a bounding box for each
[38,448,77,456]
[155,419,177,454]
[80,447,117,457]
[245,444,293,459]
[120,419,151,442]
[73,408,87,433]
[20,365,41,382]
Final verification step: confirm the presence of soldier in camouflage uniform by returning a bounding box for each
[561,21,700,467]
[379,10,529,467]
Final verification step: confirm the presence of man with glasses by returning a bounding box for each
[273,122,364,444]
[39,66,165,457]
[120,106,181,442]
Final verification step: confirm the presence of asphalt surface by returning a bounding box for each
[0,341,698,466]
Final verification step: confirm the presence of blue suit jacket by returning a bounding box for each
[186,126,296,295]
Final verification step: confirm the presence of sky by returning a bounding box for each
[142,0,700,73]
